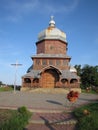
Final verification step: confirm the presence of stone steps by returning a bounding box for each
[29,112,77,124]
[25,112,77,130]
[26,123,76,130]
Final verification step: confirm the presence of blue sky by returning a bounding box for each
[0,0,98,85]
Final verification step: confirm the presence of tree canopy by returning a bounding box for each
[0,81,3,86]
[74,65,98,89]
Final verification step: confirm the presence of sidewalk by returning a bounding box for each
[0,91,98,130]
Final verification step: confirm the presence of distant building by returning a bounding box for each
[22,17,80,90]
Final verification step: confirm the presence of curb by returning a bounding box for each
[29,118,77,125]
[28,108,72,113]
[0,106,72,113]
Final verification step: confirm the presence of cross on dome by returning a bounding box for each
[38,16,67,42]
[49,15,55,27]
[51,16,54,20]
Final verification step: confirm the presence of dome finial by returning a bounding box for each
[49,15,55,27]
[51,15,54,20]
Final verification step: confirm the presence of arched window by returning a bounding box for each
[61,78,68,84]
[70,79,78,84]
[33,78,39,83]
[33,78,39,88]
[24,78,31,83]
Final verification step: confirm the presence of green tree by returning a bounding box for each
[81,65,98,88]
[0,81,3,86]
[74,65,82,76]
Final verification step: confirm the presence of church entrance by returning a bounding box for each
[41,69,59,88]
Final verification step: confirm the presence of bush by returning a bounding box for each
[0,106,32,130]
[73,103,98,130]
[18,106,27,114]
[77,111,98,130]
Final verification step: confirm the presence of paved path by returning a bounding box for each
[0,91,98,111]
[0,91,98,130]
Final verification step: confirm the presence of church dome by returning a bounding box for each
[70,66,77,73]
[38,16,67,42]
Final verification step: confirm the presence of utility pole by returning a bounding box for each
[11,61,22,93]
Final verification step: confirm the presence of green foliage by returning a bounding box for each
[0,109,14,124]
[18,106,27,114]
[82,89,98,94]
[81,65,98,88]
[73,103,98,130]
[74,65,82,76]
[75,64,98,89]
[0,106,32,130]
[77,114,98,130]
[0,81,3,86]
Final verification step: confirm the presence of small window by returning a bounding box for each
[42,59,47,65]
[36,59,40,65]
[56,60,60,65]
[50,46,54,50]
[63,60,67,65]
[49,60,53,65]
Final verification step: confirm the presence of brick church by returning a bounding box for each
[22,17,80,90]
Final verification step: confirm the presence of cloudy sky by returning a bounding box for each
[0,0,98,85]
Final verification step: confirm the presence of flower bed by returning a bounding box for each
[67,90,79,103]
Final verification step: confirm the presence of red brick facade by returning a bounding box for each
[22,17,80,89]
[36,39,67,54]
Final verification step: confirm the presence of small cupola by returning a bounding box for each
[49,16,55,27]
[38,16,67,42]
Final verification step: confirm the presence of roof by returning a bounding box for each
[38,16,67,42]
[70,66,77,73]
[22,69,79,79]
[31,54,71,59]
[22,70,40,78]
[61,70,80,79]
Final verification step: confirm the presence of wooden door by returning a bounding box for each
[41,70,56,88]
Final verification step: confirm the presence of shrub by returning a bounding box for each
[18,106,27,114]
[73,103,98,130]
[0,106,32,130]
[75,111,98,130]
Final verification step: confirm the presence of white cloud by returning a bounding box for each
[1,0,79,22]
[43,0,79,14]
[1,0,39,22]
[9,0,39,13]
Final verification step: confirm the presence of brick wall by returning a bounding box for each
[33,58,70,70]
[36,39,67,54]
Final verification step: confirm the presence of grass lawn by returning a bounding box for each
[0,107,32,130]
[82,89,98,94]
[0,87,13,92]
[0,109,15,124]
[73,102,98,130]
